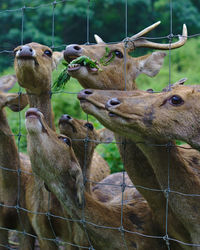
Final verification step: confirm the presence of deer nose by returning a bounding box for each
[77,89,93,100]
[64,44,82,62]
[105,98,121,109]
[59,114,72,124]
[17,45,34,58]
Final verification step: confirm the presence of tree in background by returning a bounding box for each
[1,0,200,71]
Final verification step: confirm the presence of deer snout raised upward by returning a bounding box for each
[77,89,93,101]
[59,114,72,124]
[64,44,83,62]
[16,45,35,59]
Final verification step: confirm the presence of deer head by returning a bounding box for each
[0,75,17,92]
[64,22,187,90]
[14,42,63,95]
[25,108,83,208]
[58,114,114,153]
[77,83,200,149]
[104,84,200,150]
[0,91,28,113]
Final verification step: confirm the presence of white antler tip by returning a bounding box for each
[182,24,187,37]
[94,34,105,44]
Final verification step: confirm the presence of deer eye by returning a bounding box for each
[169,95,184,106]
[44,50,52,57]
[114,50,123,58]
[84,123,94,131]
[58,136,71,146]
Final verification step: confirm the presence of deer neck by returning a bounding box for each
[114,133,191,242]
[72,141,94,192]
[27,91,55,131]
[138,138,200,240]
[0,110,19,169]
[0,109,19,201]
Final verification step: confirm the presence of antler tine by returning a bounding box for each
[130,21,161,40]
[133,24,188,50]
[94,34,105,44]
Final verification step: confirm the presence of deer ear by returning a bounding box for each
[52,51,64,70]
[137,52,166,78]
[6,93,29,112]
[68,161,84,208]
[0,75,17,92]
[97,128,114,144]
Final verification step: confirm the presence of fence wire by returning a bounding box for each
[0,0,200,249]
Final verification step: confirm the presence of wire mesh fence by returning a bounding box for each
[0,0,200,249]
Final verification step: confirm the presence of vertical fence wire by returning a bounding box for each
[119,0,129,249]
[0,0,200,249]
[164,0,173,248]
[80,0,94,248]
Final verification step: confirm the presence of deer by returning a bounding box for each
[77,85,200,248]
[62,21,190,247]
[58,114,114,192]
[25,107,177,250]
[0,75,35,250]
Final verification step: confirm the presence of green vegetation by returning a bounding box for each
[1,0,200,71]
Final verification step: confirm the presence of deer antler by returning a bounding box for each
[94,34,105,44]
[128,22,187,50]
[131,21,161,40]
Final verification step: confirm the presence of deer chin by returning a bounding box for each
[16,56,39,69]
[25,109,44,134]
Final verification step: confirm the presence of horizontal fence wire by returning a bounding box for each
[0,0,200,249]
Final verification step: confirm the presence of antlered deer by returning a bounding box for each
[77,85,200,247]
[25,107,173,250]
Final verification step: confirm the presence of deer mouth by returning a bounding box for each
[58,117,77,133]
[68,62,98,74]
[68,63,81,72]
[25,108,41,119]
[17,55,39,66]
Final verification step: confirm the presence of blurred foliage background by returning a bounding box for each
[1,0,200,172]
